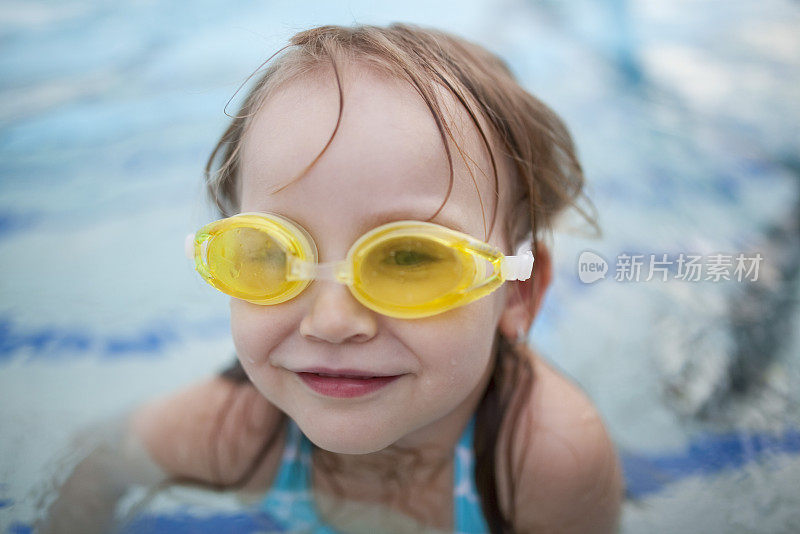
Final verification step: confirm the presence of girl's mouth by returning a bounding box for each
[296,372,403,398]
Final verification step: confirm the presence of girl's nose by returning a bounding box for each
[298,281,377,344]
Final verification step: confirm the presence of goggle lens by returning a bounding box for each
[206,226,291,299]
[354,235,477,308]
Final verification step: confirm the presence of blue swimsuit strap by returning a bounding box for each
[260,420,339,533]
[261,414,490,533]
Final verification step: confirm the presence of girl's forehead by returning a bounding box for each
[239,67,508,240]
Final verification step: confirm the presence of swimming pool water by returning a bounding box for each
[2,1,799,532]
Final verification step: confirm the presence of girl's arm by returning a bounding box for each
[132,376,283,487]
[504,350,625,533]
[37,376,283,533]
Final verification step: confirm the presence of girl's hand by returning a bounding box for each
[35,413,166,534]
[37,376,283,533]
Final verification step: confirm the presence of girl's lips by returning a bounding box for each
[296,372,402,398]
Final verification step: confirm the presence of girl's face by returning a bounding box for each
[232,66,515,455]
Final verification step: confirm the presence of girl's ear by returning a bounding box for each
[498,243,553,338]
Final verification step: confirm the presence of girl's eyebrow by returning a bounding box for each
[361,209,468,235]
[251,207,469,237]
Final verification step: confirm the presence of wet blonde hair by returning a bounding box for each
[206,23,597,533]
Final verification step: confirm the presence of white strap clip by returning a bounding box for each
[500,250,534,281]
[184,234,195,260]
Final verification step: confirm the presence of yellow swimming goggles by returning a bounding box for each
[185,212,533,319]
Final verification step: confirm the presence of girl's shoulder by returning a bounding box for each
[133,376,287,489]
[495,348,624,533]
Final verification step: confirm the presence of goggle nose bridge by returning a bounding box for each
[287,258,354,285]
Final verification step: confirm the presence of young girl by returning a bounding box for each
[42,23,623,533]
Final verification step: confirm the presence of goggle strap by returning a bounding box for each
[500,250,534,281]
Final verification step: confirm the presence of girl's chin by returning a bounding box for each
[297,419,402,455]
[313,441,383,455]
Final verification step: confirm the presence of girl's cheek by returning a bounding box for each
[231,300,299,368]
[229,301,272,364]
[411,320,492,381]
